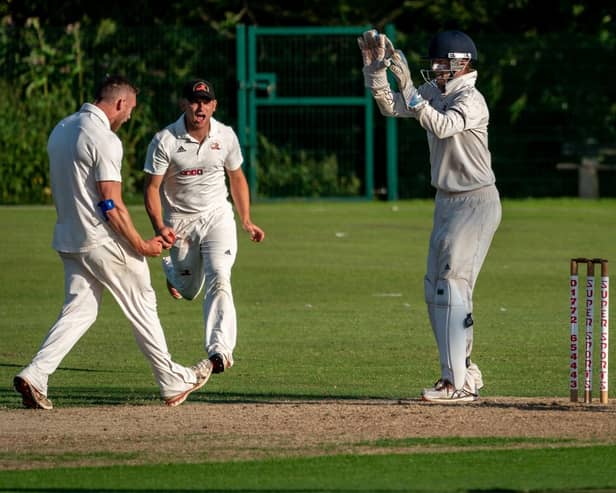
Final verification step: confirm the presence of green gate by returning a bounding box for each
[236,25,398,200]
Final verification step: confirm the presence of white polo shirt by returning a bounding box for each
[47,103,122,253]
[144,116,243,221]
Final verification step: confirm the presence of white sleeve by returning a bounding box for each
[224,130,243,171]
[94,135,123,182]
[143,134,170,175]
[372,86,416,119]
[415,104,466,139]
[416,89,488,139]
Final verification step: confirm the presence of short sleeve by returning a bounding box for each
[144,134,170,175]
[224,129,243,171]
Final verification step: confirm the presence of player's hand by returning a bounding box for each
[357,30,394,90]
[389,50,412,88]
[156,226,177,249]
[388,49,426,109]
[357,30,377,67]
[141,237,164,257]
[243,222,265,243]
[388,49,414,100]
[357,30,394,68]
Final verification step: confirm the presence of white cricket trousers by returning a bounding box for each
[424,184,501,388]
[18,240,198,399]
[166,203,238,364]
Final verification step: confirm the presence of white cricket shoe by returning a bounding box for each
[14,376,53,410]
[421,379,479,403]
[164,359,213,407]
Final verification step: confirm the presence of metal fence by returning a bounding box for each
[236,25,377,199]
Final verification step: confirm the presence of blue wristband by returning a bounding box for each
[97,199,115,221]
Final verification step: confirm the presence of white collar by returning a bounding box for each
[80,103,111,130]
[444,70,477,95]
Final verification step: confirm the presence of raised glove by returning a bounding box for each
[357,29,394,91]
[388,49,426,110]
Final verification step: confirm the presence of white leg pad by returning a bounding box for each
[466,361,484,391]
[429,278,472,390]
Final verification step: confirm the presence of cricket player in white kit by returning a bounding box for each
[144,79,265,375]
[359,30,501,402]
[14,75,213,409]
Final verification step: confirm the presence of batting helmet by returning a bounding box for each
[427,30,477,61]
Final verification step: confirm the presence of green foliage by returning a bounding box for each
[1,3,615,202]
[0,20,82,203]
[255,134,361,198]
[0,80,48,203]
[18,18,84,99]
[0,19,237,204]
[0,19,95,203]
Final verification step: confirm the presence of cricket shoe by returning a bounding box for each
[162,256,182,300]
[421,378,447,396]
[209,353,233,374]
[421,379,478,403]
[14,376,53,410]
[164,359,213,407]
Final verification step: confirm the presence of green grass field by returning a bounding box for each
[1,198,615,491]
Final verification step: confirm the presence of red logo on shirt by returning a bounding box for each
[180,168,205,176]
[210,142,221,150]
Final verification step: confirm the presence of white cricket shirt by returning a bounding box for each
[415,71,496,192]
[372,70,495,193]
[47,103,123,253]
[144,116,243,221]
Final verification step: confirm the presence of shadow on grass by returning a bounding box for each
[2,374,610,413]
[0,385,411,409]
[0,362,121,373]
[0,386,160,408]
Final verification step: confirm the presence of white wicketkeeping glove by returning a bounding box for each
[357,29,395,91]
[388,49,426,110]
